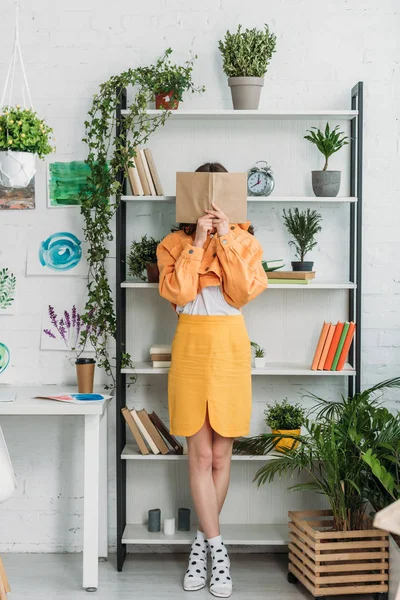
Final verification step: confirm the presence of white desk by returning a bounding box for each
[0,386,110,591]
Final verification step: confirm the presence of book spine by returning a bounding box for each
[137,409,169,455]
[127,160,144,196]
[121,407,149,455]
[311,322,330,370]
[140,149,156,195]
[130,409,160,454]
[317,323,336,370]
[144,148,164,196]
[323,322,344,370]
[134,149,151,195]
[331,322,350,370]
[153,360,171,368]
[149,412,183,454]
[269,279,309,285]
[336,323,356,371]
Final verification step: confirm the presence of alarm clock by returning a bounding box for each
[247,161,275,197]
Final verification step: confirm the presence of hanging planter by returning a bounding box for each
[0,7,55,188]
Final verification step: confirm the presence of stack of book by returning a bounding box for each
[268,271,315,285]
[121,407,184,455]
[127,148,164,196]
[150,344,171,368]
[311,321,356,371]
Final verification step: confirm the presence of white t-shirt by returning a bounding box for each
[176,285,241,316]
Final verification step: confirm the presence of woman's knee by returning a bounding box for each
[189,444,213,472]
[212,441,233,472]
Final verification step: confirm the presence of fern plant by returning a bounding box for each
[304,123,349,171]
[282,208,322,262]
[218,25,277,78]
[0,268,16,309]
[250,341,265,358]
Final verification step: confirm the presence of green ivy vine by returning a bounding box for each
[79,49,204,387]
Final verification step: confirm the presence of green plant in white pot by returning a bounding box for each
[304,123,349,197]
[251,341,266,368]
[218,24,277,110]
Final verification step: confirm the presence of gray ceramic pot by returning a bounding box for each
[312,171,341,197]
[291,261,314,272]
[228,77,264,110]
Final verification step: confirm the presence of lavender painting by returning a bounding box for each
[42,305,98,358]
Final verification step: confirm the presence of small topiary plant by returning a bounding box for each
[264,398,306,430]
[218,24,277,78]
[282,208,322,263]
[127,235,161,281]
[0,106,54,158]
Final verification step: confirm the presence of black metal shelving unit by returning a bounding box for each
[115,83,363,570]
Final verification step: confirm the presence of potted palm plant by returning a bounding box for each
[250,341,266,368]
[218,25,277,110]
[137,48,205,110]
[0,106,54,188]
[304,123,349,197]
[127,235,161,283]
[264,399,306,453]
[282,208,322,271]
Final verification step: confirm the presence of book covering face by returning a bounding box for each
[176,172,248,223]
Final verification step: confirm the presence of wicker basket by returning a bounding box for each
[288,509,389,599]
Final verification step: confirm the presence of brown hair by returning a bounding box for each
[173,162,254,236]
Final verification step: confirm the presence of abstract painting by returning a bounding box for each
[48,161,90,207]
[0,342,10,374]
[26,227,87,276]
[0,268,16,315]
[0,177,35,209]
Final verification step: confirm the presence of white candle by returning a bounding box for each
[163,517,175,536]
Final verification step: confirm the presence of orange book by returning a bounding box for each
[311,322,330,370]
[336,322,356,371]
[318,323,336,370]
[324,322,344,370]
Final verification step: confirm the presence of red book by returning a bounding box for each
[336,322,356,371]
[323,322,344,370]
[311,322,330,370]
[318,323,336,370]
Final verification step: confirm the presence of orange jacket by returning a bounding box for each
[156,221,268,310]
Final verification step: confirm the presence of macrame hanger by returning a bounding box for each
[1,4,33,111]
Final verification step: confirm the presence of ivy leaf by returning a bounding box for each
[0,268,16,309]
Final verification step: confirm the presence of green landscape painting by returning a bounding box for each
[48,161,91,207]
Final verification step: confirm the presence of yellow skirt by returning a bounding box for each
[168,314,252,438]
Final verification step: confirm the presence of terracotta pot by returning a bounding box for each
[271,428,301,453]
[75,358,96,393]
[155,91,179,110]
[146,263,159,283]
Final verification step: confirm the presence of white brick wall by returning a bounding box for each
[0,0,399,552]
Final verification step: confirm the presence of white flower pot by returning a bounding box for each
[0,150,36,188]
[0,426,17,503]
[254,357,266,368]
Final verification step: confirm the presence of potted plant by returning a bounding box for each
[264,399,306,453]
[282,208,322,271]
[127,235,161,283]
[43,305,98,392]
[137,48,205,110]
[0,106,54,188]
[251,341,266,368]
[218,24,277,110]
[304,123,349,197]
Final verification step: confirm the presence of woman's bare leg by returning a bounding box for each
[187,412,220,539]
[211,431,234,512]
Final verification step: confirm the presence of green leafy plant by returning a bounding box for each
[250,341,265,358]
[79,49,205,387]
[265,398,306,430]
[235,377,400,532]
[218,24,277,78]
[282,208,322,262]
[127,235,161,281]
[137,48,205,102]
[0,268,16,309]
[304,123,349,171]
[0,106,54,157]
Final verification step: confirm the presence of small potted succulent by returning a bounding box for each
[218,24,277,110]
[264,398,306,453]
[138,48,205,110]
[282,208,322,272]
[251,341,266,368]
[0,106,55,188]
[127,235,161,283]
[304,123,349,197]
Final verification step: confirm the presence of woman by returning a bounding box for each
[156,162,268,598]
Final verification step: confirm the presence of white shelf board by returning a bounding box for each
[122,362,355,376]
[122,444,277,461]
[121,108,358,121]
[122,195,357,203]
[122,523,288,545]
[121,280,356,290]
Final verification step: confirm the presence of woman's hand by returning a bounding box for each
[206,203,229,237]
[193,214,215,247]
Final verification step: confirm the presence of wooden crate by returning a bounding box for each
[288,509,389,598]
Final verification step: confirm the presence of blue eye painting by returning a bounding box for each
[0,343,10,374]
[38,232,82,271]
